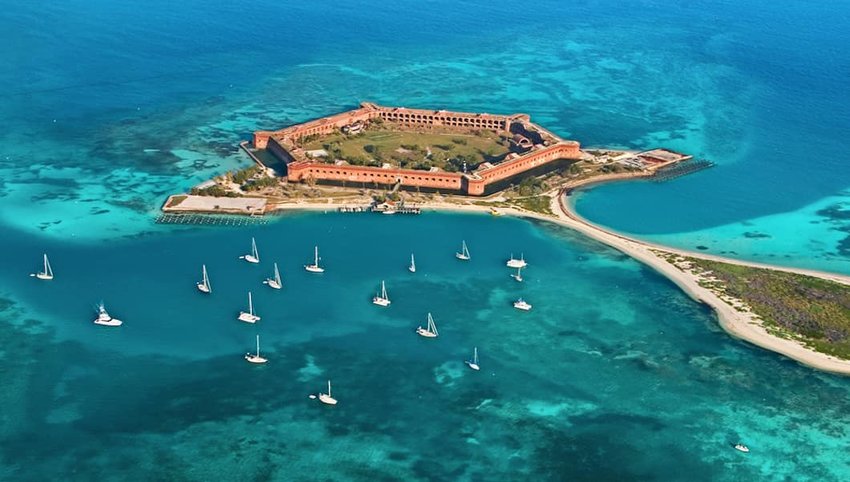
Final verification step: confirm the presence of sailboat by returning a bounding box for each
[304,245,324,273]
[32,253,54,280]
[238,291,261,323]
[408,253,416,273]
[733,443,750,453]
[197,264,211,293]
[513,298,532,311]
[372,280,391,306]
[240,237,260,264]
[510,266,523,282]
[506,253,528,269]
[264,262,282,290]
[93,302,123,326]
[465,347,480,371]
[416,312,439,338]
[244,335,268,364]
[455,240,470,261]
[318,380,338,405]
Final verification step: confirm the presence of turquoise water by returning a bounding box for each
[3,0,850,479]
[3,213,850,480]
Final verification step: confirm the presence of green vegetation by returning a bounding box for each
[303,126,510,172]
[231,165,262,185]
[190,185,241,197]
[681,257,850,359]
[509,195,552,215]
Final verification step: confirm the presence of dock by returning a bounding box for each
[652,158,715,182]
[163,195,267,215]
[155,213,270,226]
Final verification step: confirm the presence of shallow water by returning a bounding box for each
[2,213,849,480]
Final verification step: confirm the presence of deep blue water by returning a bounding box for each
[2,0,850,480]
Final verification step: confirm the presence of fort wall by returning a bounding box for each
[254,103,582,196]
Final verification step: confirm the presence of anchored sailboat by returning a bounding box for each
[304,246,324,273]
[506,253,527,269]
[264,262,282,290]
[510,266,523,282]
[197,264,211,293]
[238,291,261,323]
[513,298,532,311]
[93,301,122,327]
[240,237,260,264]
[408,253,416,273]
[244,335,268,364]
[416,312,439,338]
[372,280,391,306]
[318,380,338,405]
[455,240,470,261]
[32,253,54,280]
[465,347,480,371]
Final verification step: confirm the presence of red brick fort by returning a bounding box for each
[253,102,582,196]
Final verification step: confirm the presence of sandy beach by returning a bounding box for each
[265,190,850,375]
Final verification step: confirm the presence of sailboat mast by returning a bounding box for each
[256,335,260,356]
[314,246,319,265]
[248,292,253,314]
[327,380,332,397]
[274,263,280,283]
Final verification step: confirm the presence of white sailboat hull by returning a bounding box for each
[408,266,416,273]
[245,354,268,364]
[197,282,210,293]
[416,327,438,338]
[238,312,260,323]
[506,260,527,269]
[455,253,470,260]
[305,265,324,273]
[264,279,282,290]
[241,255,259,264]
[318,394,338,405]
[513,302,532,311]
[35,273,54,280]
[465,361,480,371]
[511,274,523,282]
[372,297,391,307]
[94,317,123,326]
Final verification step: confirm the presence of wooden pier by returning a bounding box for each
[155,213,270,226]
[652,158,715,182]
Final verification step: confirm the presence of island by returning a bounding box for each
[162,102,850,375]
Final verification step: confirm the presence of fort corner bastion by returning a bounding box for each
[252,102,583,196]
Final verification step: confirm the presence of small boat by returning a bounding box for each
[416,312,439,338]
[93,302,123,327]
[465,347,480,371]
[513,298,532,311]
[455,240,470,261]
[382,208,397,215]
[244,335,268,364]
[506,253,527,269]
[510,266,524,282]
[318,380,338,405]
[197,264,211,293]
[304,246,325,273]
[264,262,282,290]
[32,253,54,280]
[238,291,261,323]
[240,237,260,264]
[490,207,503,216]
[372,280,391,306]
[733,444,750,453]
[408,253,416,273]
